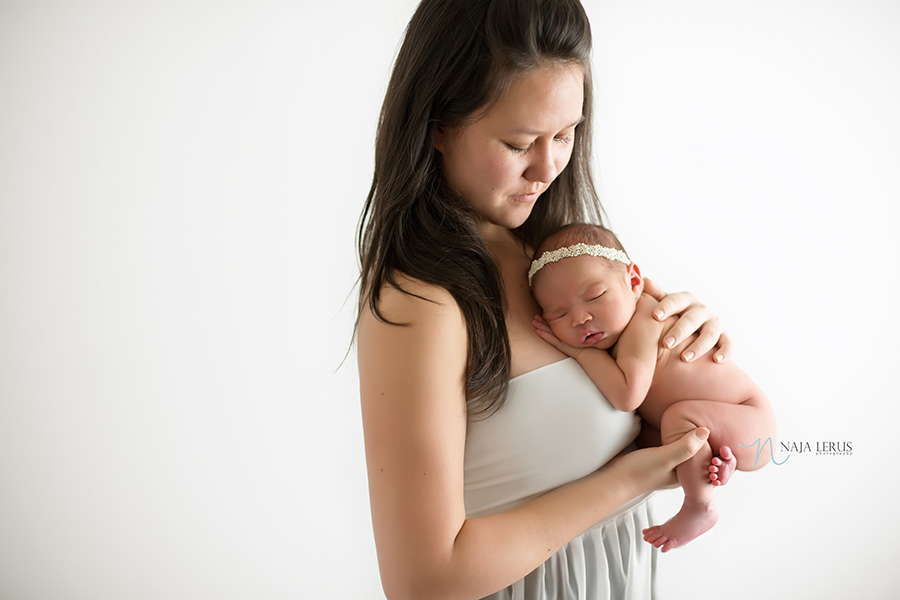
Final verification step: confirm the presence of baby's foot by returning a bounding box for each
[708,446,737,486]
[642,500,719,552]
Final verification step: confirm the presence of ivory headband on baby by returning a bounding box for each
[528,243,631,286]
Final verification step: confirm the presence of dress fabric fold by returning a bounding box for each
[464,358,659,600]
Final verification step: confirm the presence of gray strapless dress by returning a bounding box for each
[464,358,659,600]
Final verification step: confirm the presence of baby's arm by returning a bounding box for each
[532,294,664,412]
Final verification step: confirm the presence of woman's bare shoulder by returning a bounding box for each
[358,274,467,415]
[361,273,463,329]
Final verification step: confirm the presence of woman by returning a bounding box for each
[356,1,728,598]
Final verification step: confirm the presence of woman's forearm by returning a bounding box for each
[385,428,710,600]
[378,434,708,600]
[386,463,640,600]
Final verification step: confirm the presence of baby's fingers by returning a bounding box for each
[533,325,582,358]
[532,315,552,333]
[534,328,564,351]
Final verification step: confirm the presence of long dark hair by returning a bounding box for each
[357,0,605,418]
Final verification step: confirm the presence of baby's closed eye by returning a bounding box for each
[585,286,605,302]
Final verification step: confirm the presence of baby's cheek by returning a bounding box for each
[553,326,577,347]
[548,323,564,340]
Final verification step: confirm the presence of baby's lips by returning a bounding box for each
[581,330,605,344]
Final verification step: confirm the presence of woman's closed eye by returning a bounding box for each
[504,133,574,155]
[505,142,531,154]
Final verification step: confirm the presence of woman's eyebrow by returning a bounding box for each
[509,116,585,136]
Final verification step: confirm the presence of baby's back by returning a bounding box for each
[638,317,766,429]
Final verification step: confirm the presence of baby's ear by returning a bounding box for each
[628,263,644,298]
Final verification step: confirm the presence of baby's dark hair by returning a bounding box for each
[535,222,629,263]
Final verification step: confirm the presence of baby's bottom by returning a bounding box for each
[642,394,775,552]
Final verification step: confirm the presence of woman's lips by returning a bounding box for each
[511,188,542,203]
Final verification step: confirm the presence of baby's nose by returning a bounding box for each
[573,311,592,326]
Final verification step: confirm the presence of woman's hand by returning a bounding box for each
[609,427,710,493]
[642,278,731,363]
[532,315,583,359]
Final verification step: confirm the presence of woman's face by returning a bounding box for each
[435,63,585,237]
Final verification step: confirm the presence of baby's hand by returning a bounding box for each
[532,315,583,359]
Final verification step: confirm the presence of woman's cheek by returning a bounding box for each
[485,154,515,187]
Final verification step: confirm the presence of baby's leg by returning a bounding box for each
[642,396,774,552]
[664,395,776,473]
[642,437,718,552]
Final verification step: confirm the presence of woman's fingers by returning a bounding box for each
[613,427,710,492]
[683,330,731,364]
[669,309,718,359]
[654,428,710,489]
[649,288,732,362]
[656,300,730,363]
[672,427,710,465]
[653,290,698,323]
[661,304,713,348]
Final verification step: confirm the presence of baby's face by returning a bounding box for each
[532,255,640,350]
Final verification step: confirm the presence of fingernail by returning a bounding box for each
[664,336,675,348]
[694,427,710,440]
[654,309,665,320]
[682,350,694,362]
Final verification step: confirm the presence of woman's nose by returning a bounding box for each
[524,143,559,184]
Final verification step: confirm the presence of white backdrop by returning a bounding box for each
[1,1,897,599]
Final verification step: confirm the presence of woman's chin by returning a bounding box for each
[504,207,538,230]
[479,214,533,237]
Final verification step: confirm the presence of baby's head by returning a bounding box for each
[529,224,643,350]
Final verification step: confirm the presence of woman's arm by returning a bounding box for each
[359,277,708,600]
[642,277,732,364]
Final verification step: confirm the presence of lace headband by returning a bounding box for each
[528,243,631,285]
